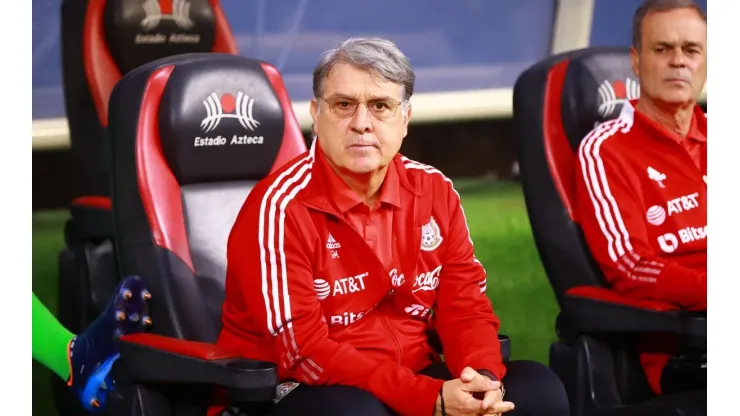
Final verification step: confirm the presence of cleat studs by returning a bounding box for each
[129,313,140,322]
[142,290,151,300]
[114,329,123,338]
[143,316,152,325]
[123,289,132,300]
[90,398,100,408]
[116,311,126,321]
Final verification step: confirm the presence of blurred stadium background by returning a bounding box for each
[32,0,707,414]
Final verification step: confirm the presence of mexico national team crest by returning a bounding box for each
[421,217,443,252]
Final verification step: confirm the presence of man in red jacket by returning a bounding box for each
[574,0,706,397]
[218,37,569,415]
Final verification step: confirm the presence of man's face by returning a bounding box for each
[310,63,411,175]
[631,7,707,106]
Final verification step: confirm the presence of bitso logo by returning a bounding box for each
[646,205,666,226]
[201,91,261,133]
[597,78,640,118]
[141,0,194,30]
[657,233,679,253]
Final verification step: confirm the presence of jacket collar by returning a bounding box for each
[627,99,707,144]
[300,138,420,215]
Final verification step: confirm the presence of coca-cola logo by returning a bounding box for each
[412,265,442,293]
[389,269,405,288]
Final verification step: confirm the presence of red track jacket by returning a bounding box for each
[574,101,707,394]
[218,142,504,416]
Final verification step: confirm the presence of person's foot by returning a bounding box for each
[66,275,152,412]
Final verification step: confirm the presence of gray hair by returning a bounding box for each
[312,37,415,103]
[632,0,706,51]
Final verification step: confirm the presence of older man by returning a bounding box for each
[218,37,569,416]
[574,0,707,397]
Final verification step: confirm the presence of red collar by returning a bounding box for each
[322,147,402,213]
[299,140,418,215]
[630,99,707,144]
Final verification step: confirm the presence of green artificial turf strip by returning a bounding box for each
[32,210,68,416]
[31,180,558,414]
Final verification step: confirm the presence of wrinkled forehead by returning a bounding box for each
[642,8,707,45]
[323,63,403,100]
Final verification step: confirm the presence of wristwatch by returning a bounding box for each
[476,369,505,399]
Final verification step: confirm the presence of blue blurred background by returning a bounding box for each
[34,0,705,121]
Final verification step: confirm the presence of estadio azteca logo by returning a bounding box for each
[597,78,640,118]
[194,91,265,147]
[202,92,260,132]
[136,0,200,44]
[141,0,194,30]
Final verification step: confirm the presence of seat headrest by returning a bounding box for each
[104,0,216,74]
[560,47,639,148]
[111,53,293,186]
[157,54,291,185]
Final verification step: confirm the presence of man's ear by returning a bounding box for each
[402,102,412,136]
[310,99,319,136]
[630,46,641,78]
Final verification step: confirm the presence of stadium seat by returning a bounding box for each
[55,2,238,410]
[512,46,706,416]
[56,0,238,350]
[100,52,306,414]
[61,0,238,198]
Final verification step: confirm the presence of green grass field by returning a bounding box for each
[32,179,558,415]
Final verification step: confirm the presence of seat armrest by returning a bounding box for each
[118,333,278,402]
[66,196,114,244]
[562,286,706,338]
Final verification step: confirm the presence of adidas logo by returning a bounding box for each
[326,233,341,250]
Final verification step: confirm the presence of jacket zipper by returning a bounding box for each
[328,212,406,365]
[379,315,403,364]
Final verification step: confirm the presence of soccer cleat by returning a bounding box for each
[66,275,152,412]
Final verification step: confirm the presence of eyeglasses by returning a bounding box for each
[319,96,405,121]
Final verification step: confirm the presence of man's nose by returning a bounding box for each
[669,49,687,67]
[349,103,373,133]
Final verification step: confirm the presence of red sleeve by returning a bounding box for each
[224,197,443,416]
[434,180,506,381]
[574,138,706,310]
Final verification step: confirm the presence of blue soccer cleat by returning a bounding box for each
[66,275,152,412]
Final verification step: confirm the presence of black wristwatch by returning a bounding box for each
[477,369,505,398]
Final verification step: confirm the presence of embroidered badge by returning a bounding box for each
[421,217,443,252]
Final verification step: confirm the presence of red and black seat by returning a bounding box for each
[89,52,307,414]
[56,0,238,350]
[61,0,238,198]
[512,46,706,416]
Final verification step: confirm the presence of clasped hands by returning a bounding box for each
[434,367,515,416]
